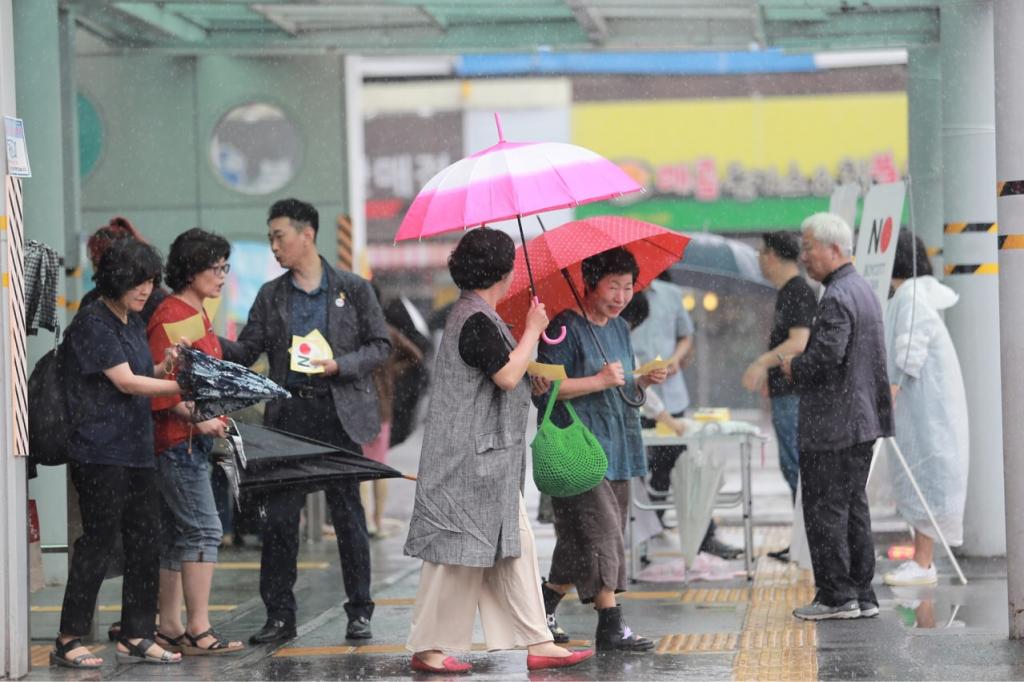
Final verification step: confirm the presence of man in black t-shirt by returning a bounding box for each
[742,232,817,514]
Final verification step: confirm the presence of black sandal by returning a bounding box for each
[49,637,102,669]
[181,627,244,655]
[115,637,181,665]
[154,631,185,654]
[107,621,121,642]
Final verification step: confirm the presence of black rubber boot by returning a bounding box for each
[541,580,570,644]
[594,605,655,652]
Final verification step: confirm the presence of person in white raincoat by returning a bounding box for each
[882,231,969,587]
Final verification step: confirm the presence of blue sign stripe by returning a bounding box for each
[456,50,817,77]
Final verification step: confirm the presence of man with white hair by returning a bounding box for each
[780,212,893,621]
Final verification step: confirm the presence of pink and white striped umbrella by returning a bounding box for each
[394,114,642,242]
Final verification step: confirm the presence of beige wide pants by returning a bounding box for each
[406,495,553,653]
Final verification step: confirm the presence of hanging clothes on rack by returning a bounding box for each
[24,239,62,335]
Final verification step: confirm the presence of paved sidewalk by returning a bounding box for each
[27,410,1024,680]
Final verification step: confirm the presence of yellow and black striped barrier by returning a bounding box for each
[944,222,997,234]
[998,235,1024,250]
[998,180,1024,197]
[945,263,999,276]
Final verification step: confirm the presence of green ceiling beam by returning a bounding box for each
[111,2,207,42]
[121,20,591,54]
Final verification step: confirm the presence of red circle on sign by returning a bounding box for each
[881,217,893,252]
[299,342,311,354]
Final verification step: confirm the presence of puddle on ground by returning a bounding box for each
[893,599,966,630]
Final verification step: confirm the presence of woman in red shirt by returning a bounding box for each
[147,228,243,655]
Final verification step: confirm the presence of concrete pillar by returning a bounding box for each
[907,46,943,267]
[14,0,69,581]
[994,0,1024,638]
[940,0,1005,556]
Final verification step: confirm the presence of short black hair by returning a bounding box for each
[448,228,515,290]
[582,247,639,291]
[93,239,163,299]
[891,230,933,279]
[165,228,232,292]
[268,198,319,237]
[619,290,650,330]
[763,231,801,261]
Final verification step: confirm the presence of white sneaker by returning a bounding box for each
[883,561,937,586]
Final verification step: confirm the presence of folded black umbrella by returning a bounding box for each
[217,421,406,505]
[177,347,291,421]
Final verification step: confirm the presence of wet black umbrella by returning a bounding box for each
[217,421,408,507]
[176,347,291,421]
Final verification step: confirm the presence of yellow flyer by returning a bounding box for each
[527,361,568,381]
[203,296,221,321]
[289,329,333,374]
[633,355,670,376]
[162,313,206,345]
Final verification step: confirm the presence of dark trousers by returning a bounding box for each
[60,462,160,638]
[800,442,877,607]
[260,395,374,623]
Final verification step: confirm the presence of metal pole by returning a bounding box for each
[993,0,1024,639]
[940,0,1005,557]
[907,46,944,271]
[741,437,753,581]
[884,438,968,585]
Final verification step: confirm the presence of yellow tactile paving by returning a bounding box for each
[32,604,238,613]
[217,561,329,570]
[275,639,594,658]
[655,632,739,654]
[680,587,750,604]
[374,597,416,606]
[733,557,818,681]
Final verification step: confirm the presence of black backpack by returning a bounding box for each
[27,341,71,466]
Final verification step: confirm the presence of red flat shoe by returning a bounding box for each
[410,655,473,673]
[527,648,595,670]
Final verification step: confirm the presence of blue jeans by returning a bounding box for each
[770,394,800,501]
[156,437,222,571]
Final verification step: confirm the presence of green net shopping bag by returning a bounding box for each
[531,380,608,497]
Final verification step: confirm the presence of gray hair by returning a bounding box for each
[801,212,853,256]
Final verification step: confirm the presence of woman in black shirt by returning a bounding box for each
[52,240,185,668]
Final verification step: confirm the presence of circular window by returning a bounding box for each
[210,102,302,195]
[77,93,103,179]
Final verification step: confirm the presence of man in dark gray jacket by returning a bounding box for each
[780,212,893,621]
[224,198,391,644]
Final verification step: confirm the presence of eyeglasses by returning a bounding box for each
[208,263,231,276]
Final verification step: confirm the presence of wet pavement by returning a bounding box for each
[26,410,1024,680]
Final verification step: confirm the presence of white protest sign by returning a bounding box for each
[4,116,31,178]
[829,183,860,230]
[854,181,906,309]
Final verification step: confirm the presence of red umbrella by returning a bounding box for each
[497,216,690,341]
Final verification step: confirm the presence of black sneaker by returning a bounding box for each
[793,599,861,621]
[858,601,880,618]
[546,613,570,644]
[346,616,372,640]
[700,536,743,560]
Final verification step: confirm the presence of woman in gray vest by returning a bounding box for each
[404,228,594,674]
